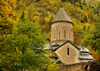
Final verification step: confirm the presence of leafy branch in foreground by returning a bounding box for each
[0,18,50,71]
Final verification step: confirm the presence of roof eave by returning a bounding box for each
[51,21,73,25]
[53,40,80,51]
[79,58,94,60]
[80,51,89,53]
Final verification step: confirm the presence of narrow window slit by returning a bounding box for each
[64,30,66,39]
[67,48,69,55]
[59,30,60,39]
[54,30,55,39]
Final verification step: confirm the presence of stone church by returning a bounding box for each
[44,5,94,65]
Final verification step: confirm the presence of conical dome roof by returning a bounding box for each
[51,6,73,24]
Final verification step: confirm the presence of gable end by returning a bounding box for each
[53,40,80,51]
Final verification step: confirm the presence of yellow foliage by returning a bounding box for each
[47,63,59,71]
[1,68,6,71]
[16,47,18,54]
[0,0,17,49]
[33,16,39,22]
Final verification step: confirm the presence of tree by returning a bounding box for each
[0,0,17,50]
[47,63,59,71]
[0,17,50,70]
[67,0,81,4]
[81,23,100,55]
[96,2,100,16]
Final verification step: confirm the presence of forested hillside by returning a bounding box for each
[0,0,100,70]
[15,0,100,41]
[14,0,100,61]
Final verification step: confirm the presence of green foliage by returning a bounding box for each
[69,0,81,4]
[96,2,100,17]
[47,63,59,71]
[0,0,100,68]
[81,23,100,55]
[0,18,50,70]
[14,0,100,46]
[62,0,81,3]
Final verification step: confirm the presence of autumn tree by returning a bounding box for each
[81,23,100,55]
[0,16,50,70]
[0,0,17,50]
[96,2,100,16]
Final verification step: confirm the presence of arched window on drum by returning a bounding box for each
[64,29,66,39]
[59,30,60,39]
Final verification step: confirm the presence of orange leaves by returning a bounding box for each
[95,55,100,61]
[90,50,100,62]
[86,45,100,62]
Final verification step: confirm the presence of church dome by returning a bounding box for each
[51,5,74,46]
[51,6,73,24]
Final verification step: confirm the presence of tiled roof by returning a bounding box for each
[51,6,73,24]
[79,48,94,60]
[44,43,52,50]
[79,48,89,53]
[79,55,94,60]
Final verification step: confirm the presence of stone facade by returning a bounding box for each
[54,41,94,65]
[55,42,80,65]
[51,22,74,46]
[49,5,94,65]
